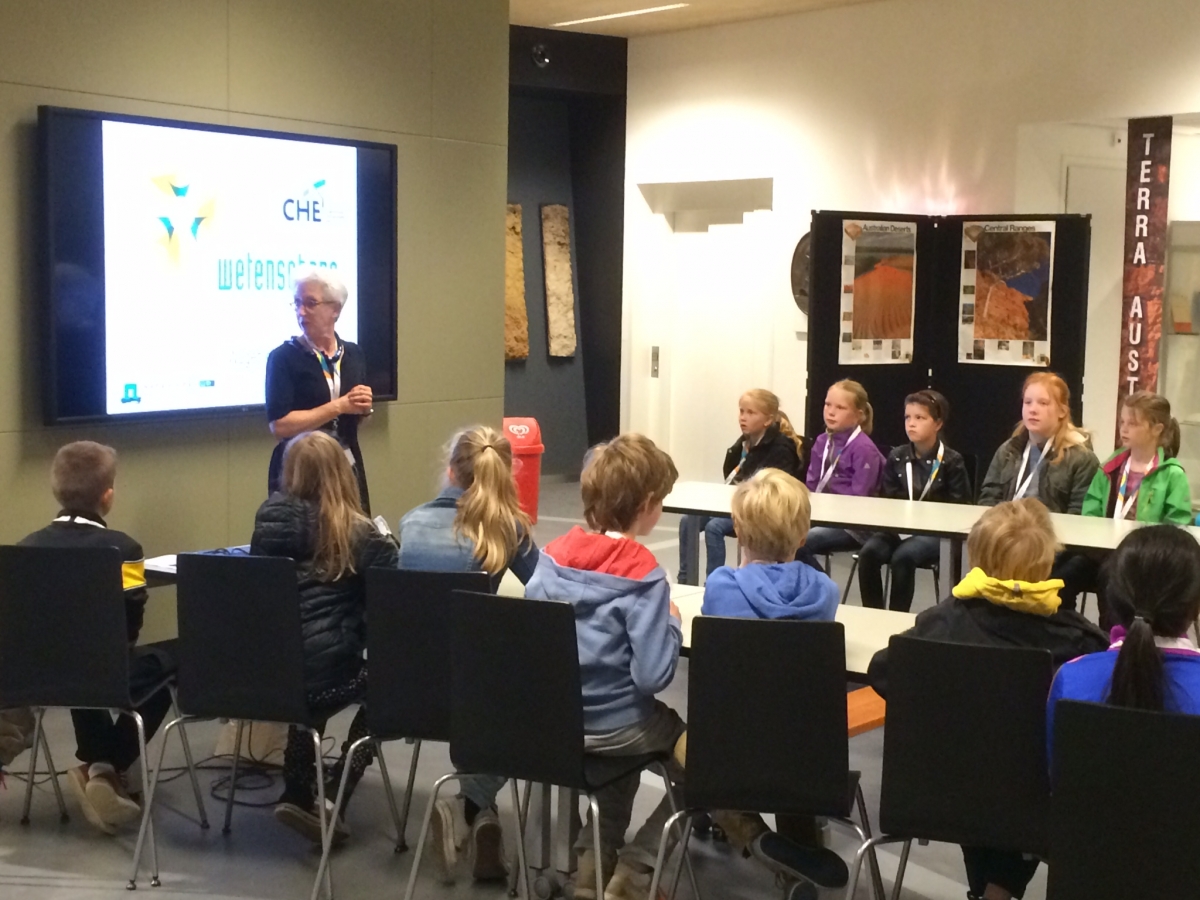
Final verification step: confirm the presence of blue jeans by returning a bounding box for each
[678,515,737,584]
[460,774,507,812]
[803,526,863,560]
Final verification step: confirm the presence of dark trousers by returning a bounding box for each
[71,642,177,772]
[1050,551,1101,613]
[803,527,863,558]
[282,663,375,813]
[961,846,1039,898]
[858,533,940,612]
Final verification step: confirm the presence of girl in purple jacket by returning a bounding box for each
[803,380,885,556]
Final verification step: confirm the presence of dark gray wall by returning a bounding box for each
[504,94,589,477]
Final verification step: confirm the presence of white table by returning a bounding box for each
[671,583,914,677]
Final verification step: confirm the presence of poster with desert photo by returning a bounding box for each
[839,220,917,364]
[959,221,1055,365]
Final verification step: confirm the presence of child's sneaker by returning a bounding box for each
[602,861,665,900]
[84,763,140,829]
[749,832,849,888]
[429,797,470,884]
[469,807,509,881]
[68,764,115,835]
[274,797,350,845]
[572,849,612,900]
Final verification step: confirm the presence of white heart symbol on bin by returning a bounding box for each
[509,424,530,437]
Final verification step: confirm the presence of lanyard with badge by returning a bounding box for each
[1013,437,1052,500]
[725,436,759,485]
[906,441,944,502]
[1113,455,1154,520]
[815,426,861,493]
[297,336,355,465]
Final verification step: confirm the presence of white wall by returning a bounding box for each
[623,0,1200,473]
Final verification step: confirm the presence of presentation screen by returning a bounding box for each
[40,106,397,423]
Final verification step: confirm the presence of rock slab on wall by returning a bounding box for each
[541,204,578,357]
[505,204,530,359]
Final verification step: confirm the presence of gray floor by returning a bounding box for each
[0,481,1051,900]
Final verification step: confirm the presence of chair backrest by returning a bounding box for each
[449,591,586,789]
[879,636,1053,854]
[686,616,852,816]
[961,452,980,503]
[1048,700,1200,899]
[365,568,490,741]
[175,553,310,725]
[0,545,130,709]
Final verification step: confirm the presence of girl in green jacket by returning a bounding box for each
[1082,391,1193,524]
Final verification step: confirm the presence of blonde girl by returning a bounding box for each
[251,431,399,843]
[678,389,806,584]
[802,380,886,557]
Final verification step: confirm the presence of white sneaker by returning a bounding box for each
[603,861,662,900]
[470,807,509,881]
[429,797,470,884]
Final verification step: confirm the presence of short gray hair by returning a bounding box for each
[294,269,348,311]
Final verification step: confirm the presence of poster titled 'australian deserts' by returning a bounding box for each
[839,220,917,365]
[959,221,1055,367]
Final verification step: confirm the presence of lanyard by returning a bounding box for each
[298,335,344,402]
[906,441,944,502]
[1114,455,1154,520]
[53,514,104,528]
[725,438,755,484]
[815,426,861,493]
[1013,437,1052,500]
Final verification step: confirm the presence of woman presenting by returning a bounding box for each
[266,271,373,512]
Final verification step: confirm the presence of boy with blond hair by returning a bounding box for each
[19,441,175,835]
[525,433,683,900]
[702,468,838,620]
[868,499,1106,900]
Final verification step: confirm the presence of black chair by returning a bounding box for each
[404,591,696,900]
[845,637,1054,898]
[1048,700,1200,899]
[0,546,206,883]
[648,616,881,900]
[129,554,350,896]
[309,568,490,896]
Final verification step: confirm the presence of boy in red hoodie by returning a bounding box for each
[526,434,683,900]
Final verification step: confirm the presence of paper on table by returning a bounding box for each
[145,554,177,574]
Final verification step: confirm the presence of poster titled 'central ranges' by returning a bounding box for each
[839,219,917,365]
[959,221,1055,366]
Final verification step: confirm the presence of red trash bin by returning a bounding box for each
[503,417,544,524]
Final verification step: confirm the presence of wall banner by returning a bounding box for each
[1116,116,1172,435]
[838,219,916,365]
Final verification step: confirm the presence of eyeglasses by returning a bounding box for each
[294,297,331,311]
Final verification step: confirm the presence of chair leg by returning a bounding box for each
[21,707,44,824]
[666,811,693,900]
[313,728,334,900]
[890,839,912,900]
[312,733,368,900]
[844,834,910,900]
[403,772,459,900]
[374,740,405,852]
[855,783,884,900]
[510,779,532,900]
[169,687,209,829]
[647,808,690,900]
[129,715,183,890]
[840,555,860,605]
[395,738,422,853]
[654,762,701,900]
[588,794,606,900]
[127,711,162,888]
[223,719,244,835]
[883,565,891,604]
[37,719,69,823]
[932,566,941,602]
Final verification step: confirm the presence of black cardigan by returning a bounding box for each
[721,423,806,484]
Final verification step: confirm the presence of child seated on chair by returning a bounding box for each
[18,441,174,835]
[701,467,844,889]
[525,433,685,900]
[867,499,1107,900]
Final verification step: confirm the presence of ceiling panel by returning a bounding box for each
[510,0,888,37]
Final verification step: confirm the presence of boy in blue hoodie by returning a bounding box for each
[525,433,683,900]
[702,468,843,892]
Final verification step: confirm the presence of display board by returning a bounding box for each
[807,211,1091,481]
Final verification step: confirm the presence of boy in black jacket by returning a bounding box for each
[19,441,174,835]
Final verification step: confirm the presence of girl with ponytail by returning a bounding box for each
[677,389,807,584]
[398,425,539,587]
[1048,525,1200,759]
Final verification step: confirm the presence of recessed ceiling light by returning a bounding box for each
[552,3,689,27]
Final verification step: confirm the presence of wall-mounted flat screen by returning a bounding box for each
[40,106,397,423]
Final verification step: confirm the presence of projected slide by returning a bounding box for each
[101,121,358,415]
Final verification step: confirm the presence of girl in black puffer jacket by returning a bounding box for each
[252,431,398,843]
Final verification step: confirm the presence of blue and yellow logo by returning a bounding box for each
[152,175,215,262]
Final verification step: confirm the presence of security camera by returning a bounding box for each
[532,44,551,68]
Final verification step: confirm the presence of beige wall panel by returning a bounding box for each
[405,396,505,509]
[398,139,506,404]
[225,414,276,543]
[356,401,430,524]
[0,1,228,108]
[229,0,433,135]
[431,0,509,145]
